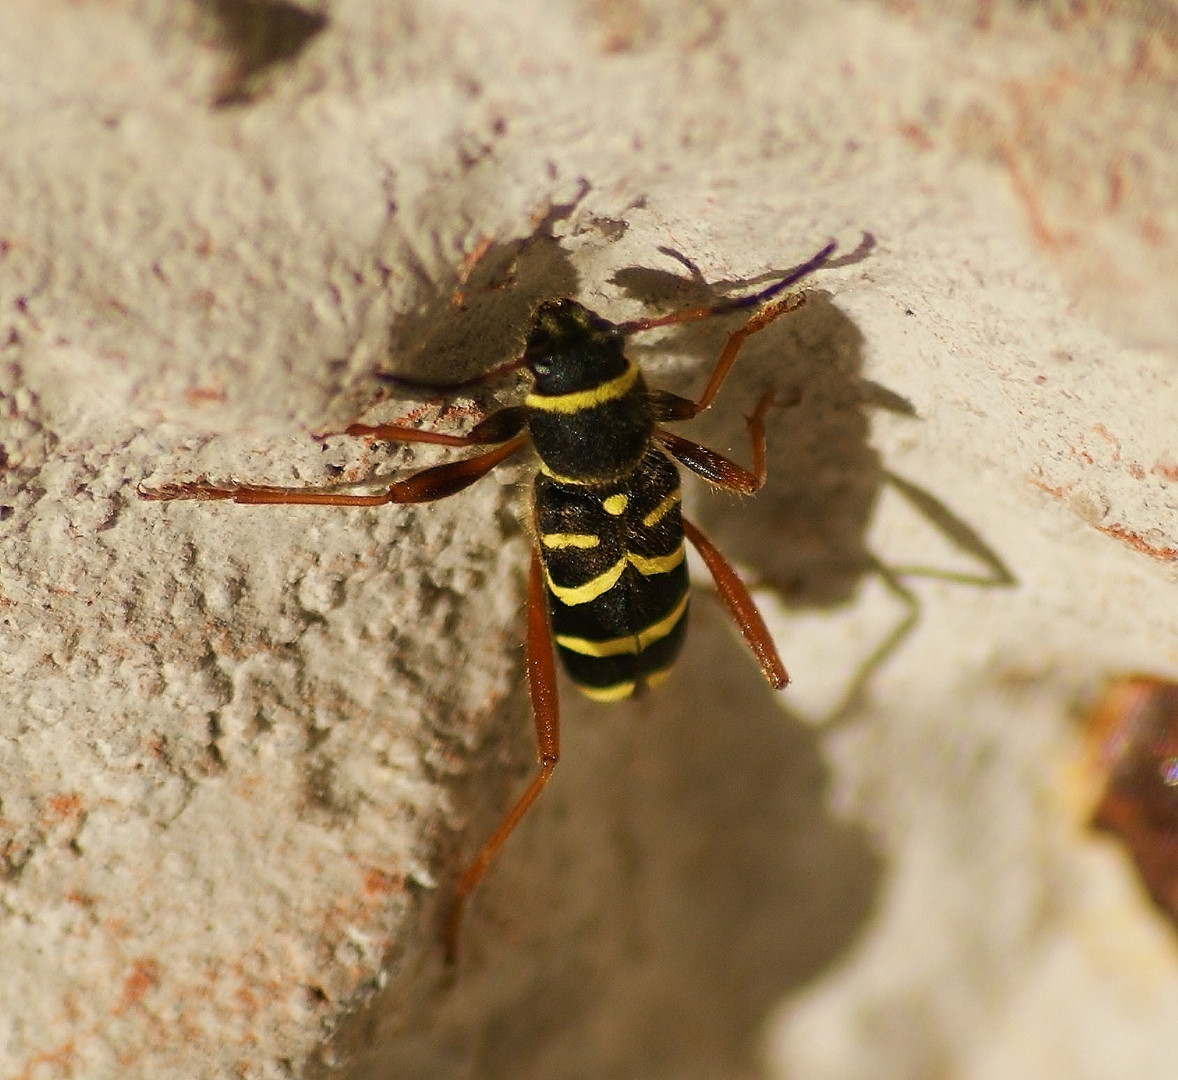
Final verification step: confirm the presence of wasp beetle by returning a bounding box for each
[142,238,843,961]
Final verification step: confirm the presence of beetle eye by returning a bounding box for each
[531,358,552,376]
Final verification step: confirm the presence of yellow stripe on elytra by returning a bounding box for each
[577,681,637,703]
[541,532,600,549]
[525,361,638,414]
[636,592,689,649]
[642,489,681,527]
[626,547,684,576]
[602,493,627,515]
[546,556,627,605]
[545,545,684,606]
[554,593,688,657]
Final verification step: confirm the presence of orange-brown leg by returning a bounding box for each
[656,390,773,494]
[683,516,788,690]
[139,432,529,507]
[445,547,560,965]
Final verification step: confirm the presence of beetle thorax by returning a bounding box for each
[523,298,655,484]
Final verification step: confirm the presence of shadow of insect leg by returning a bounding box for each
[880,470,1016,588]
[820,558,922,727]
[819,472,1016,726]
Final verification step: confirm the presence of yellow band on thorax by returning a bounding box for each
[537,462,590,485]
[525,361,638,414]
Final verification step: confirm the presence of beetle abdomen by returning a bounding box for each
[533,449,688,701]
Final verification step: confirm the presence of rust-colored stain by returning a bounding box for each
[1090,423,1121,454]
[1088,676,1178,927]
[116,958,161,1014]
[1105,163,1125,212]
[235,984,260,1015]
[991,67,1092,251]
[451,234,495,308]
[184,386,228,407]
[1141,216,1168,246]
[1152,460,1178,483]
[978,31,1178,270]
[362,868,403,897]
[45,793,83,822]
[998,141,1072,249]
[17,1041,76,1080]
[1027,472,1068,501]
[1095,522,1178,563]
[898,121,933,150]
[1028,473,1178,562]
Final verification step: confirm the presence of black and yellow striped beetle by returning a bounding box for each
[141,238,840,961]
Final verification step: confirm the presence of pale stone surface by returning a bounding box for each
[2,1,1177,1078]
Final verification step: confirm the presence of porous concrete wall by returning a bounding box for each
[2,2,1177,1078]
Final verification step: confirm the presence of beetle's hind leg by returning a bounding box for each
[445,546,561,965]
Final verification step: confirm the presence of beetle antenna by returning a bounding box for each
[375,355,528,392]
[616,233,872,336]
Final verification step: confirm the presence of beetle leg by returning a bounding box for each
[682,516,788,690]
[445,546,560,965]
[139,432,528,506]
[375,354,527,393]
[655,390,772,494]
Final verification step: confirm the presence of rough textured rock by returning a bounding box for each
[2,1,1177,1078]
